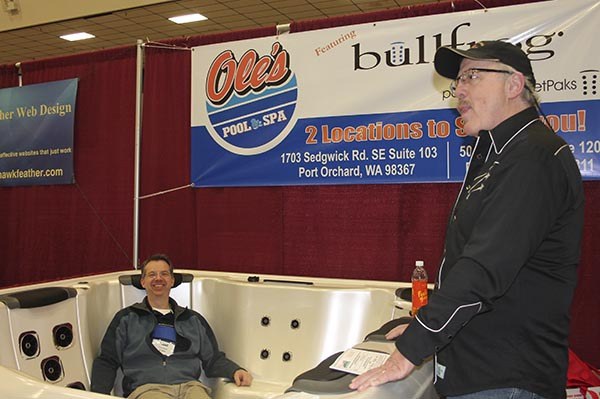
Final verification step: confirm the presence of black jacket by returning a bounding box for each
[397,107,584,398]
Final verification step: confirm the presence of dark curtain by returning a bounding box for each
[0,64,18,88]
[0,0,598,367]
[572,182,600,367]
[0,47,137,286]
[138,45,197,266]
[138,26,278,268]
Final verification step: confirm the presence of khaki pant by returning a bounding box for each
[128,381,211,399]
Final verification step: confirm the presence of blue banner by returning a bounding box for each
[0,79,78,187]
[192,99,599,186]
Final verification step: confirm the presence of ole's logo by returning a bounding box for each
[204,42,298,155]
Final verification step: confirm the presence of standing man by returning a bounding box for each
[350,41,584,398]
[91,254,252,399]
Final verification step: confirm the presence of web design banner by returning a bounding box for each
[191,0,599,187]
[0,79,78,187]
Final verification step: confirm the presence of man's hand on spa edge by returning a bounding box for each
[233,369,253,386]
[349,350,415,392]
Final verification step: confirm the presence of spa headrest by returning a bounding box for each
[286,317,414,396]
[118,272,193,290]
[0,287,77,309]
[286,351,355,395]
[395,287,434,302]
[364,316,412,342]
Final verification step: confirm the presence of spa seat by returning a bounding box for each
[284,317,438,398]
[110,272,195,396]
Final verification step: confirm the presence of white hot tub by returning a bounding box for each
[0,270,436,399]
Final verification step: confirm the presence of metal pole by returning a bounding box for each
[133,39,144,269]
[15,62,22,86]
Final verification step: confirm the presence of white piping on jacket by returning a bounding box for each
[415,301,483,333]
[554,144,569,156]
[490,118,537,155]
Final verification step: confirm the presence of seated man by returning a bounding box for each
[91,254,252,399]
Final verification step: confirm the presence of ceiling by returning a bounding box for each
[0,0,440,66]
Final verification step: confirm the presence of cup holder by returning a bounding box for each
[67,381,86,390]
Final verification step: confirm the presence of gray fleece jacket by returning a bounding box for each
[91,297,241,396]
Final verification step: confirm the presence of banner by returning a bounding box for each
[191,0,599,187]
[0,79,78,186]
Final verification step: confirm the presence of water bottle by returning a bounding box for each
[411,260,428,316]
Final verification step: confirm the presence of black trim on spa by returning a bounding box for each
[0,287,77,309]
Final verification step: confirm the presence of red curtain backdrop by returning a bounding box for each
[0,64,18,88]
[0,0,598,367]
[0,47,136,284]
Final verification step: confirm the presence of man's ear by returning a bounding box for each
[140,275,147,289]
[506,71,526,100]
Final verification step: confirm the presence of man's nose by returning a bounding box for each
[455,82,468,98]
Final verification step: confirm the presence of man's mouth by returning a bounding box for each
[458,102,471,115]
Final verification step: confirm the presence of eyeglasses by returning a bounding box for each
[450,68,513,95]
[144,271,172,279]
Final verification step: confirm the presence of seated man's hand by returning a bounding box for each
[233,369,253,386]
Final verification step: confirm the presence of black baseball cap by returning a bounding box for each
[434,40,536,85]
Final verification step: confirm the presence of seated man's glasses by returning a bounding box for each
[145,271,172,279]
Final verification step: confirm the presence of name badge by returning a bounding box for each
[435,362,446,379]
[153,339,175,357]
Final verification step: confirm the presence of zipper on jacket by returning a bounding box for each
[433,353,437,384]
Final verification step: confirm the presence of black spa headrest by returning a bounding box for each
[285,317,414,396]
[364,316,413,342]
[0,287,77,309]
[118,272,193,290]
[395,287,434,302]
[285,351,355,395]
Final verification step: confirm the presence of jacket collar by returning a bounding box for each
[486,106,539,155]
[133,296,185,317]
